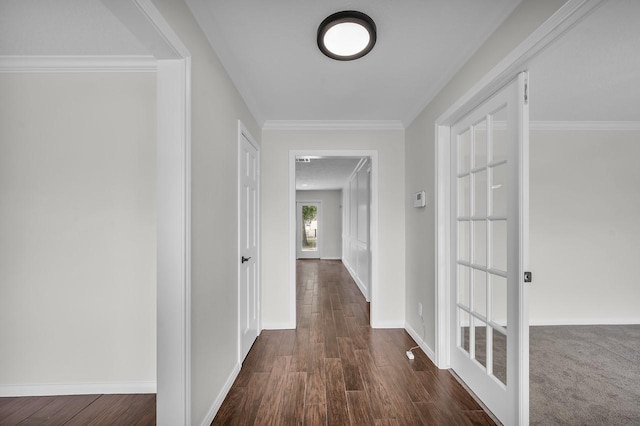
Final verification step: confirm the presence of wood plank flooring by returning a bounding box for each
[213,259,495,425]
[0,393,155,425]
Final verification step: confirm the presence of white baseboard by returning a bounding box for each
[199,362,241,426]
[261,322,295,330]
[405,322,437,364]
[370,320,406,329]
[342,259,370,302]
[0,381,156,397]
[529,318,640,326]
[320,257,341,260]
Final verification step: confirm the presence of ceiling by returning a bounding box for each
[1,0,637,126]
[529,0,640,122]
[296,158,361,191]
[185,0,521,126]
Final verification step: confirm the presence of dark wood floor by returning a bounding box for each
[0,393,155,425]
[213,259,495,425]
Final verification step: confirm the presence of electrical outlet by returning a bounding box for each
[418,302,423,318]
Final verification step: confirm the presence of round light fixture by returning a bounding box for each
[317,11,377,61]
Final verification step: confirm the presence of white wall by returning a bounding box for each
[0,72,157,392]
[342,159,371,300]
[296,190,342,259]
[530,129,640,324]
[151,1,261,424]
[262,129,405,329]
[404,0,568,354]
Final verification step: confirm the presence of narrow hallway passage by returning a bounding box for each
[213,260,495,425]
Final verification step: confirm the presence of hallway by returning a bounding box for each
[213,260,495,425]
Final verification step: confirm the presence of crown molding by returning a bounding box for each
[0,55,157,73]
[530,121,640,131]
[263,120,405,131]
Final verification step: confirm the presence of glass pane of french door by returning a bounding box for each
[456,105,509,385]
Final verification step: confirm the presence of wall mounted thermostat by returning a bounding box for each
[413,191,426,208]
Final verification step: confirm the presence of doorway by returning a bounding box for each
[289,150,378,328]
[434,2,605,424]
[525,0,640,423]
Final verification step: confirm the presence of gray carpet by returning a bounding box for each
[530,325,640,426]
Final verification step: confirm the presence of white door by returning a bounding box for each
[239,128,259,362]
[296,201,321,259]
[450,73,529,424]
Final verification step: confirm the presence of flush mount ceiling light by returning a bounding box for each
[317,11,377,61]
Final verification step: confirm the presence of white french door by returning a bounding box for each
[239,127,260,362]
[296,201,321,259]
[450,73,529,424]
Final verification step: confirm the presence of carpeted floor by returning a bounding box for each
[530,325,640,425]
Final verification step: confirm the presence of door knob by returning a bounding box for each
[241,256,251,264]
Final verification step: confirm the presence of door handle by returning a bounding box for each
[241,256,251,264]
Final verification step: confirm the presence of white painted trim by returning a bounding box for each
[404,322,437,364]
[198,363,241,426]
[530,121,640,131]
[134,0,190,59]
[435,0,605,127]
[264,120,404,131]
[136,1,192,424]
[290,150,379,328]
[0,55,157,73]
[369,320,405,329]
[0,382,157,397]
[517,72,531,426]
[320,257,341,260]
[434,0,606,396]
[343,258,368,301]
[530,319,640,326]
[261,322,297,330]
[435,123,451,369]
[156,58,191,426]
[288,153,298,329]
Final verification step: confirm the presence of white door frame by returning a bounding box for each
[296,200,323,259]
[434,0,604,424]
[289,150,379,328]
[238,121,261,364]
[123,1,194,424]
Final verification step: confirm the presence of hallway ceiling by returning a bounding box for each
[296,158,361,191]
[185,0,521,126]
